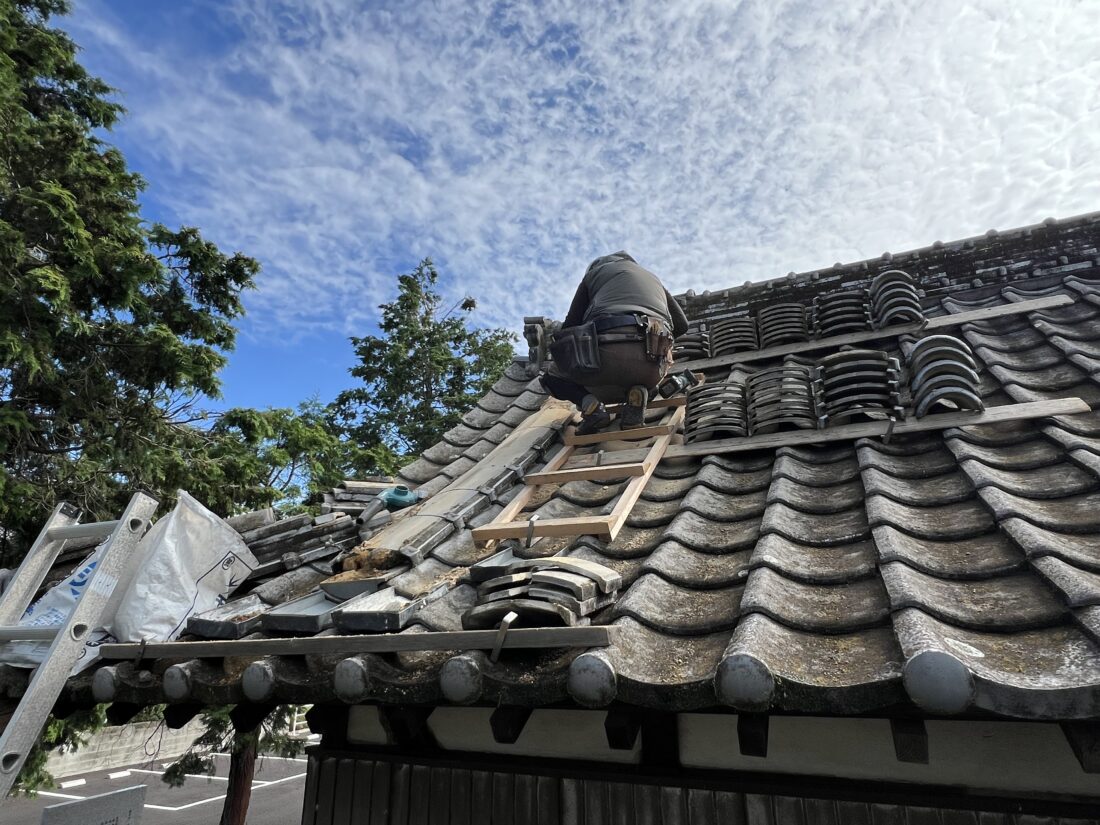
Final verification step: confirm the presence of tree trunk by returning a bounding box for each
[220,736,257,825]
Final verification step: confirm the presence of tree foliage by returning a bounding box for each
[330,259,516,470]
[0,0,265,559]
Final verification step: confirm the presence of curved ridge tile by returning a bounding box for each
[945,435,1062,470]
[1032,555,1100,609]
[613,573,743,635]
[398,455,447,485]
[639,474,697,502]
[664,510,760,553]
[696,461,774,494]
[866,496,993,540]
[489,373,535,398]
[442,423,485,449]
[608,617,728,710]
[497,404,539,428]
[760,502,869,546]
[1046,409,1100,437]
[855,443,958,479]
[881,563,1064,630]
[1030,301,1100,324]
[1033,315,1100,343]
[626,496,680,528]
[765,476,864,514]
[440,456,478,480]
[859,466,972,507]
[1050,335,1100,365]
[772,452,860,487]
[682,484,768,522]
[962,325,1047,354]
[740,568,889,633]
[1001,518,1100,572]
[577,524,667,560]
[871,525,1025,579]
[642,541,753,589]
[475,391,514,415]
[654,457,706,479]
[703,452,775,472]
[776,443,857,465]
[513,390,548,411]
[460,405,499,429]
[562,546,646,587]
[556,479,626,508]
[948,418,1045,447]
[896,608,1100,719]
[973,342,1068,372]
[716,614,903,713]
[749,534,876,583]
[958,458,1098,498]
[454,649,576,707]
[976,486,1100,533]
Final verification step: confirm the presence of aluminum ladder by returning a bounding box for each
[0,493,158,799]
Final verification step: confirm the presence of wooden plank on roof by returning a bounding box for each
[564,414,678,446]
[97,625,615,660]
[665,397,1090,459]
[676,293,1073,372]
[470,514,615,543]
[523,462,647,485]
[549,397,1091,470]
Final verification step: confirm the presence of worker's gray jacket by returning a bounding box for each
[562,252,690,336]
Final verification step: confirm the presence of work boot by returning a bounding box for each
[619,385,649,429]
[576,394,611,436]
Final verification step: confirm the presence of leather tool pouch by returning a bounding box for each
[644,318,674,362]
[549,322,602,373]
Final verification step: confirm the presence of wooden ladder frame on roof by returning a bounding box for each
[470,404,686,544]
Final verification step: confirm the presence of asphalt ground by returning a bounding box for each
[0,753,307,824]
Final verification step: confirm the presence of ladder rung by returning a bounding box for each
[46,520,119,542]
[0,626,59,642]
[524,462,647,485]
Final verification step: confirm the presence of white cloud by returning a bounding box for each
[68,0,1100,340]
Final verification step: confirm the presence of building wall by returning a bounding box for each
[46,719,203,779]
[299,751,1100,825]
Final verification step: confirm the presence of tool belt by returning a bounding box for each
[550,314,673,372]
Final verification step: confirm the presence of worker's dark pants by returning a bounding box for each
[540,326,666,407]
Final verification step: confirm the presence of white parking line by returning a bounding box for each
[129,767,229,782]
[38,791,85,801]
[142,772,307,812]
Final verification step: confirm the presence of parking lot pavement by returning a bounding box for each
[0,753,307,825]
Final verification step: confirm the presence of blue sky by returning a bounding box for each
[61,0,1100,412]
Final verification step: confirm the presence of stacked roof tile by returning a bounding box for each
[54,211,1100,725]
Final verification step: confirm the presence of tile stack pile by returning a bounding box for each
[684,381,748,443]
[462,557,622,629]
[907,334,984,417]
[813,348,902,426]
[756,303,811,348]
[745,361,817,434]
[709,316,758,356]
[813,288,872,337]
[672,321,711,361]
[870,269,925,328]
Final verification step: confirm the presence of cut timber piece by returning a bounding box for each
[471,515,615,543]
[524,462,646,485]
[678,294,1073,372]
[96,625,616,660]
[565,414,678,446]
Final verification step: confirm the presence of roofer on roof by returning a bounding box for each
[540,251,690,435]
